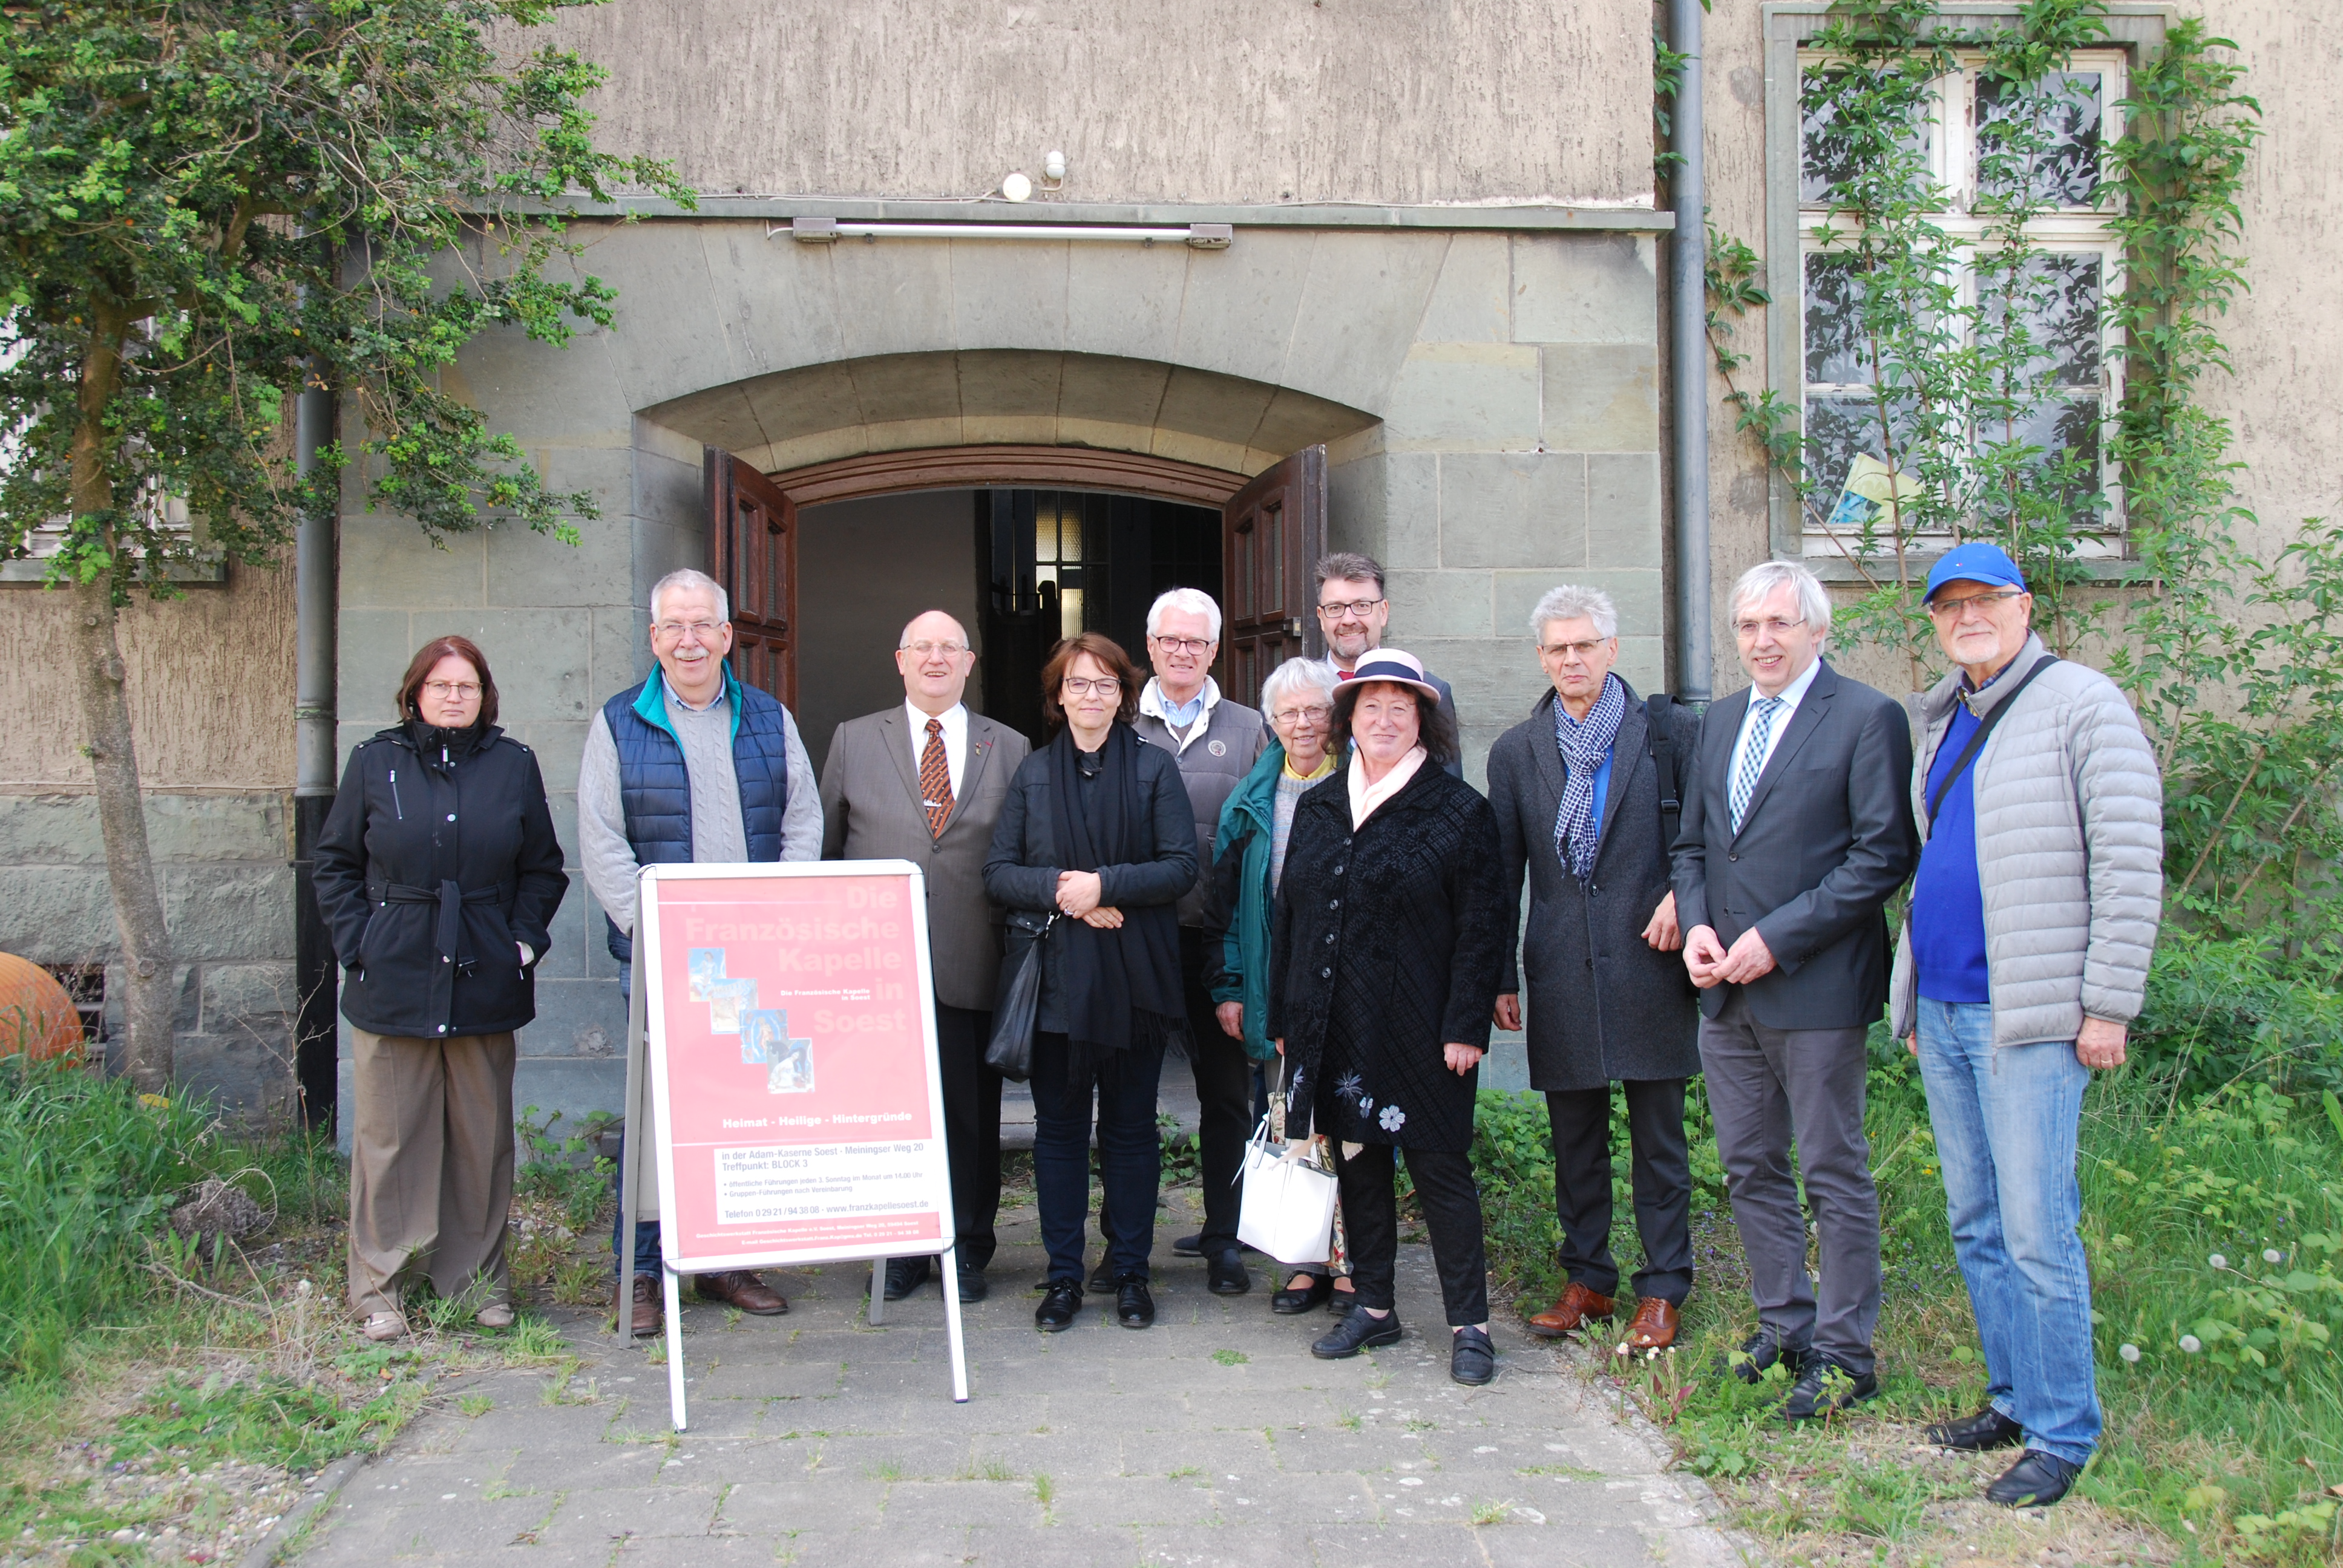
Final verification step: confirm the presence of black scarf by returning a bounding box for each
[1046,723,1187,1072]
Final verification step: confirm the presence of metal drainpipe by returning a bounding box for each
[1670,0,1713,704]
[292,354,338,1132]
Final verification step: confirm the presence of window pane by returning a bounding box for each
[1986,396,2104,531]
[1979,253,2103,388]
[1975,71,2102,207]
[1803,253,1876,385]
[1804,393,1920,506]
[1801,67,1935,207]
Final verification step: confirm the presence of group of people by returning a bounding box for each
[313,531,2158,1508]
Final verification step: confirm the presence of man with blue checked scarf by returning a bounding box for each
[1486,584,1704,1352]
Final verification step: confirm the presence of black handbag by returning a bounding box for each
[984,909,1057,1082]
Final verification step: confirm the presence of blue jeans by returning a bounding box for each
[1914,999,2100,1465]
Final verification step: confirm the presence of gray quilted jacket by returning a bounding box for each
[1889,634,2164,1047]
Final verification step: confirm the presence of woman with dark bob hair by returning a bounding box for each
[315,636,568,1341]
[984,632,1198,1333]
[1271,649,1508,1383]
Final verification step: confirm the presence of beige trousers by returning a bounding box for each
[346,1027,517,1318]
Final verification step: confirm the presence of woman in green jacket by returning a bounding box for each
[1205,657,1351,1313]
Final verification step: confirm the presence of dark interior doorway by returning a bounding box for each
[977,489,1224,748]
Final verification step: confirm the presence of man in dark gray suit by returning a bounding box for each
[1673,560,1918,1419]
[820,610,1031,1303]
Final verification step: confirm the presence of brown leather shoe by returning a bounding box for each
[630,1273,661,1338]
[1624,1297,1680,1350]
[694,1269,788,1315]
[1525,1281,1616,1339]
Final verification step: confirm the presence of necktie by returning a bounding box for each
[1730,697,1784,834]
[919,717,954,836]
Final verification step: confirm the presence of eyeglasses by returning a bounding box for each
[1151,636,1214,655]
[1061,677,1122,696]
[901,639,970,658]
[654,620,724,641]
[1272,704,1333,726]
[1734,616,1808,639]
[1539,639,1608,661]
[1317,598,1386,619]
[421,681,482,700]
[1926,588,2028,619]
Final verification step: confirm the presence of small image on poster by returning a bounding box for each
[688,948,726,1001]
[739,1008,779,1064]
[766,1031,814,1094]
[706,977,756,1034]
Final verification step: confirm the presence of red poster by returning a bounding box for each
[639,862,954,1271]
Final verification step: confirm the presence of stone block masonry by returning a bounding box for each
[0,791,299,1122]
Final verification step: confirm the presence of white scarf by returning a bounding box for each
[1349,746,1427,828]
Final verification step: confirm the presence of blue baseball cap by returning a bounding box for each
[1923,543,2028,602]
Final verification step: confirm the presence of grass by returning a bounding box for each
[1473,1036,2343,1566]
[0,1056,612,1563]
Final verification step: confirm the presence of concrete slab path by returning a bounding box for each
[293,1192,1748,1567]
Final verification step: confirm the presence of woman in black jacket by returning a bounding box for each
[315,636,568,1341]
[1271,650,1508,1385]
[983,632,1198,1334]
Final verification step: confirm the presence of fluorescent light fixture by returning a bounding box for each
[784,217,1230,249]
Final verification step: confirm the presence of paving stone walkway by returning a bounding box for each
[295,1191,1749,1567]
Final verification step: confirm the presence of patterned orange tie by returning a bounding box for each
[919,717,954,836]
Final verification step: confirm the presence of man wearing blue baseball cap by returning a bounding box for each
[1893,541,2163,1507]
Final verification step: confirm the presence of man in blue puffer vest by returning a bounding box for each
[579,567,823,1336]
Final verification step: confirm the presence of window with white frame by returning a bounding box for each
[1791,47,2126,557]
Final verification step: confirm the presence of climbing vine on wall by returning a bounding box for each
[1708,7,2343,1011]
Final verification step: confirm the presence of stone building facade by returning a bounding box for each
[0,0,2330,1131]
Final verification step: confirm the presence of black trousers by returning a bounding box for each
[1546,1077,1694,1305]
[1184,927,1254,1253]
[1034,1031,1164,1282]
[1334,1142,1490,1327]
[936,1002,1003,1272]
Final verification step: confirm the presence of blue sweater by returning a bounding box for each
[1911,701,1990,1004]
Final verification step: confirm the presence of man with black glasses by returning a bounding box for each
[1314,552,1461,768]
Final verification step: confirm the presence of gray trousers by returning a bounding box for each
[347,1027,517,1319]
[1699,990,1881,1376]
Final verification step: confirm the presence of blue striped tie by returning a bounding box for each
[1730,697,1784,834]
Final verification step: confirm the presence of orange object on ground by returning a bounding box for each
[0,953,84,1062]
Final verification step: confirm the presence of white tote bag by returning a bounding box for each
[1236,1115,1339,1264]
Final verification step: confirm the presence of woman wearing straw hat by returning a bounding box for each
[1269,650,1509,1385]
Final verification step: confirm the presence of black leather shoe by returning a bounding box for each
[1725,1330,1810,1385]
[1172,1232,1204,1258]
[1312,1308,1403,1359]
[1087,1258,1117,1293]
[1271,1273,1334,1315]
[1783,1356,1879,1421]
[1206,1247,1251,1295]
[883,1258,929,1301]
[1116,1279,1156,1329]
[956,1268,989,1304]
[1328,1285,1359,1316]
[1927,1405,2024,1452]
[1450,1326,1496,1386]
[1985,1449,2082,1508]
[1035,1280,1083,1332]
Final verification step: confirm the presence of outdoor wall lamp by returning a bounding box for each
[782,217,1231,249]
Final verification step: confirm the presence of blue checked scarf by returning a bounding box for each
[1552,672,1627,880]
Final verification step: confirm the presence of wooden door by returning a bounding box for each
[706,448,798,708]
[1220,445,1326,707]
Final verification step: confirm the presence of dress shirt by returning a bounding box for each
[1727,655,1823,794]
[905,699,969,797]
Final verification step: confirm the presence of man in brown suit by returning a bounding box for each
[821,610,1031,1303]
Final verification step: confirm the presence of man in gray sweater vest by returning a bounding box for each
[1127,587,1267,1296]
